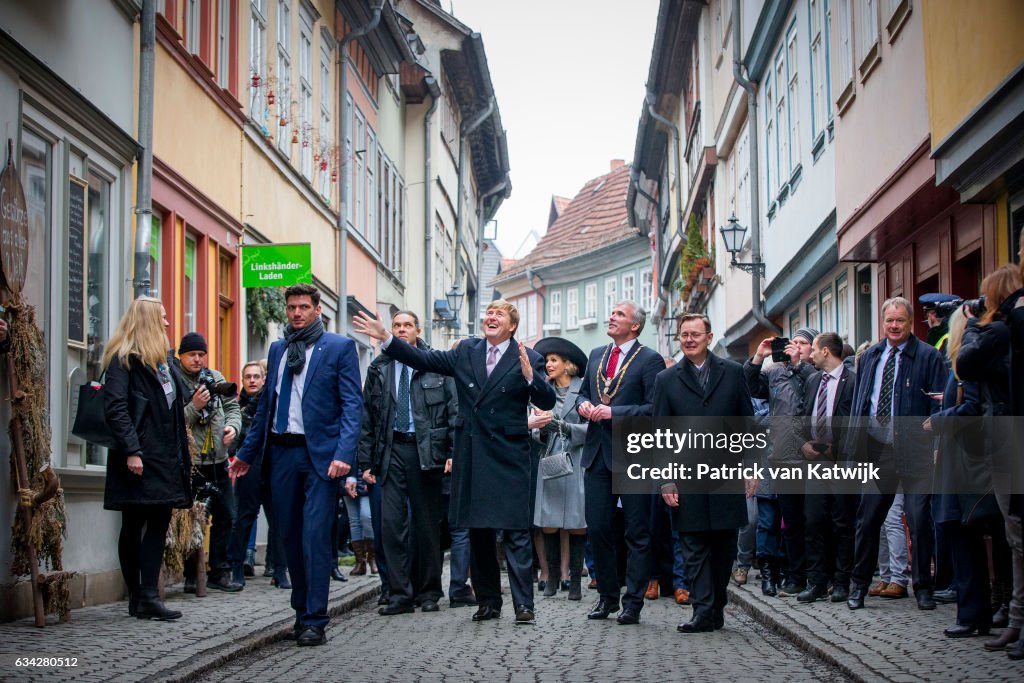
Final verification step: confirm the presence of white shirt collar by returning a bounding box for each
[488,338,512,356]
[614,338,638,356]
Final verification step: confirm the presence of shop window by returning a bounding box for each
[149,215,163,298]
[19,128,52,337]
[83,172,111,465]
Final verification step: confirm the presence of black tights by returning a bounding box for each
[119,506,172,592]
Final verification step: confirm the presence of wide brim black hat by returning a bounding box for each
[533,337,588,377]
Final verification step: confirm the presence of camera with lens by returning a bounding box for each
[933,296,986,319]
[194,480,221,503]
[197,368,238,397]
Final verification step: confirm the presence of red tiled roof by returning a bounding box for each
[553,195,571,214]
[500,258,519,270]
[494,164,636,284]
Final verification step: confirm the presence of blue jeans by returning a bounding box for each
[756,496,783,560]
[448,526,471,596]
[343,494,374,542]
[736,495,758,569]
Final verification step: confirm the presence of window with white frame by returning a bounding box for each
[622,271,635,303]
[640,268,653,312]
[809,0,830,137]
[186,0,201,54]
[354,109,365,234]
[218,0,232,88]
[276,0,291,153]
[567,288,579,328]
[604,276,618,318]
[527,293,538,339]
[318,30,332,199]
[549,290,562,324]
[366,127,376,246]
[806,297,819,331]
[584,283,597,320]
[786,25,800,167]
[377,148,386,257]
[735,127,750,223]
[344,94,353,223]
[836,0,855,89]
[836,274,850,341]
[820,286,834,333]
[250,0,267,125]
[774,49,789,182]
[765,76,776,198]
[859,0,879,64]
[789,310,801,338]
[299,7,314,180]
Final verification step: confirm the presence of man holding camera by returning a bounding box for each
[177,332,243,592]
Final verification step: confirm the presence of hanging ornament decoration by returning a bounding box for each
[279,116,287,126]
[314,152,320,161]
[291,131,299,144]
[251,72,261,89]
[267,90,276,106]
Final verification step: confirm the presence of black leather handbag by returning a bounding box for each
[72,378,148,450]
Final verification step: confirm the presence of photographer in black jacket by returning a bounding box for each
[955,261,1024,657]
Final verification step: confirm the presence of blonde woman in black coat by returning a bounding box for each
[103,297,192,620]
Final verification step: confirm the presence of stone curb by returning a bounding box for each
[727,585,884,683]
[150,581,381,683]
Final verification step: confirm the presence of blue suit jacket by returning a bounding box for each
[235,331,364,479]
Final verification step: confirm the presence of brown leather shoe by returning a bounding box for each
[644,580,659,600]
[983,627,1020,651]
[588,578,598,590]
[674,588,690,605]
[868,581,890,597]
[879,583,908,599]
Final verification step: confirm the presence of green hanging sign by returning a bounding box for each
[241,242,313,288]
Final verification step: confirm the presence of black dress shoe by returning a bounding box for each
[331,567,348,582]
[797,584,829,603]
[208,573,243,592]
[377,591,390,606]
[991,605,1009,629]
[616,607,640,625]
[677,615,714,633]
[296,625,326,646]
[712,610,724,630]
[847,586,866,610]
[777,581,806,597]
[283,621,303,641]
[587,598,619,620]
[449,591,478,608]
[830,586,850,603]
[916,590,937,610]
[944,623,990,638]
[378,602,415,616]
[514,606,535,624]
[421,600,440,613]
[471,605,501,621]
[933,588,958,604]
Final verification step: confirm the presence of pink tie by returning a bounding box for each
[486,346,500,377]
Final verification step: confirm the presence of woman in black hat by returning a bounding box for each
[530,337,589,600]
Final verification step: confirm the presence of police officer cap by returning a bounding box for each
[918,293,959,311]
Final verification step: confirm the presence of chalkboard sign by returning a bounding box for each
[67,177,87,349]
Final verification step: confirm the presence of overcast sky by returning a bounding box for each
[448,0,660,258]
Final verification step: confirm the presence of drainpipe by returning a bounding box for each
[133,0,156,298]
[733,0,781,335]
[453,98,495,332]
[338,2,383,334]
[422,76,440,344]
[645,92,684,244]
[631,168,667,322]
[475,180,507,331]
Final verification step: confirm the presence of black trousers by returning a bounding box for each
[851,442,934,592]
[187,461,236,576]
[469,527,533,610]
[679,529,738,620]
[119,505,172,592]
[584,462,652,610]
[805,492,856,589]
[945,520,992,628]
[778,486,807,585]
[381,437,443,605]
[230,450,284,579]
[649,501,675,588]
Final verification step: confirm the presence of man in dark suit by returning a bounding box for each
[357,310,458,616]
[796,332,857,604]
[656,313,754,633]
[230,284,363,646]
[353,300,555,624]
[845,296,947,611]
[576,300,665,625]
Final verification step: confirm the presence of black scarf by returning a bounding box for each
[283,317,325,373]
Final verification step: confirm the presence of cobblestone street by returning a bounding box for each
[198,583,844,683]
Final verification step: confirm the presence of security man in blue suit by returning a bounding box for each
[230,283,363,646]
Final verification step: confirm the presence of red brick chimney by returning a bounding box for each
[610,159,625,171]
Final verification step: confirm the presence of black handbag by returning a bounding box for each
[539,420,573,481]
[72,376,147,449]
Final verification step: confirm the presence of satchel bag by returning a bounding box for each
[72,374,148,449]
[539,420,573,481]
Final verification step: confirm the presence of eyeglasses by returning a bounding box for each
[678,332,707,340]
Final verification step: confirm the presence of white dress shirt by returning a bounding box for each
[273,345,314,435]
